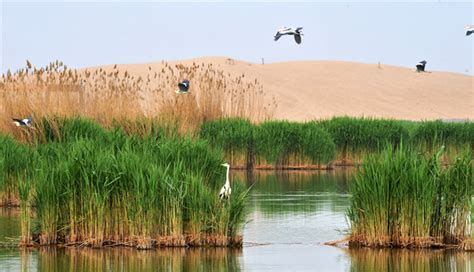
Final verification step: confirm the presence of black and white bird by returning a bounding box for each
[12,116,33,128]
[219,163,231,199]
[274,27,304,44]
[466,25,474,36]
[416,60,427,72]
[176,79,190,94]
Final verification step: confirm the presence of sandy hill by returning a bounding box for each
[93,57,473,121]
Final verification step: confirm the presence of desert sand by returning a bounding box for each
[92,57,473,121]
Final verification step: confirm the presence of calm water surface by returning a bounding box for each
[0,170,472,271]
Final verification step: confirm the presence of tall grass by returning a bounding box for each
[348,145,472,249]
[253,121,336,168]
[412,120,474,160]
[318,117,410,163]
[1,118,248,248]
[0,60,275,135]
[199,118,254,168]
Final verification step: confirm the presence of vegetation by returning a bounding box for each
[347,145,472,249]
[199,118,254,168]
[318,117,410,163]
[253,121,335,168]
[0,118,248,248]
[200,119,336,169]
[0,60,275,135]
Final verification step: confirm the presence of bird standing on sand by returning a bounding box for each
[416,60,427,72]
[12,116,34,128]
[466,25,474,36]
[176,79,190,94]
[219,163,231,199]
[274,27,304,44]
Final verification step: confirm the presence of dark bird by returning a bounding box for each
[466,25,474,36]
[176,79,190,94]
[416,60,427,72]
[12,116,33,128]
[274,27,304,44]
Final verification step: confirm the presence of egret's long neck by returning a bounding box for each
[226,166,230,185]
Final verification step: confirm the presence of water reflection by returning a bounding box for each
[348,248,473,272]
[1,248,241,272]
[0,170,472,272]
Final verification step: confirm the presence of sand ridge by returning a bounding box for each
[90,57,473,121]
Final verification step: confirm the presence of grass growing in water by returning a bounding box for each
[348,145,472,249]
[1,118,249,248]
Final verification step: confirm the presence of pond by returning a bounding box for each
[0,170,472,271]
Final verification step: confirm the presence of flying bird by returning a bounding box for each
[12,116,33,128]
[416,60,427,72]
[466,25,474,36]
[219,163,231,200]
[176,79,190,94]
[274,27,303,44]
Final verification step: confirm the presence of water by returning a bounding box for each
[0,170,472,271]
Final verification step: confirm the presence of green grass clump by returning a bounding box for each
[318,117,410,162]
[0,135,35,205]
[411,120,474,159]
[348,145,472,248]
[199,118,254,167]
[253,121,335,167]
[1,117,248,248]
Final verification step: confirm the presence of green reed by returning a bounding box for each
[2,117,248,248]
[199,118,254,168]
[348,145,472,248]
[318,116,410,162]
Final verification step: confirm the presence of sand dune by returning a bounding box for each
[93,57,473,121]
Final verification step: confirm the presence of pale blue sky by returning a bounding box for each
[1,1,473,74]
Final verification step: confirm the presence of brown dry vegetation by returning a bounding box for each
[0,59,276,135]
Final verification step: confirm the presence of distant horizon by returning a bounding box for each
[2,1,473,75]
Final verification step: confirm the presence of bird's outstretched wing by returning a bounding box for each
[294,34,302,44]
[274,32,282,41]
[12,118,23,123]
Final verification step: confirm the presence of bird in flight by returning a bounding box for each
[176,79,190,94]
[12,116,34,128]
[416,60,427,72]
[274,27,304,44]
[466,25,474,36]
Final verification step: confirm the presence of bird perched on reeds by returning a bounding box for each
[176,79,190,94]
[416,60,427,72]
[466,25,474,36]
[12,116,34,128]
[274,27,304,44]
[219,163,231,199]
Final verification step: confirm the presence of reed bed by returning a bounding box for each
[0,60,275,135]
[1,118,248,248]
[199,119,336,169]
[199,118,254,168]
[318,117,410,164]
[347,145,472,249]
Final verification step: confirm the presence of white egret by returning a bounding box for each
[274,27,303,44]
[12,116,34,128]
[176,79,190,94]
[416,60,427,72]
[219,163,231,199]
[466,25,474,36]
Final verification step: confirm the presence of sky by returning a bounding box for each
[1,1,473,74]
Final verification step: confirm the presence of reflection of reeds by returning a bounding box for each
[348,145,472,249]
[35,247,242,271]
[0,60,275,135]
[348,248,473,272]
